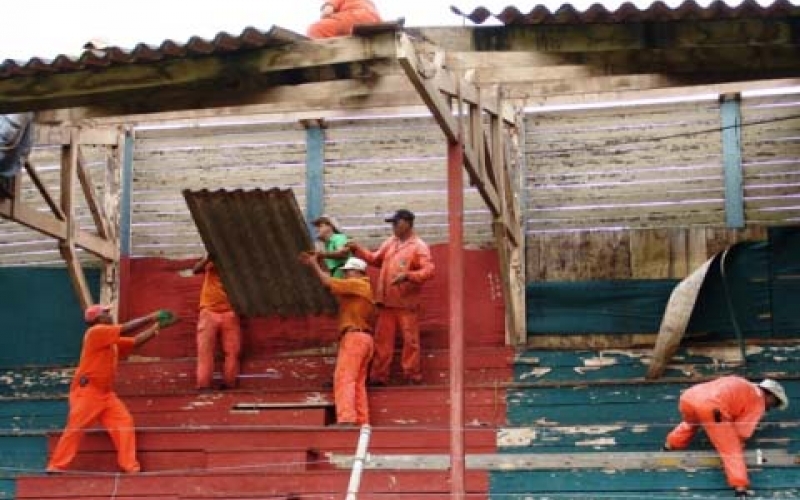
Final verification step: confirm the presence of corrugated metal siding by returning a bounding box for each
[525,101,725,232]
[323,116,494,247]
[183,188,337,317]
[0,139,107,266]
[0,26,305,79]
[457,0,800,25]
[741,93,800,225]
[131,122,307,258]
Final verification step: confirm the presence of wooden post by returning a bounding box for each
[720,93,744,229]
[302,119,325,236]
[100,129,124,319]
[118,130,134,321]
[448,93,466,500]
[60,128,93,310]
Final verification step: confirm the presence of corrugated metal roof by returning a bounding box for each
[454,0,800,25]
[0,26,306,80]
[183,188,338,317]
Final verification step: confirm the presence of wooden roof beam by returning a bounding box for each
[396,33,502,218]
[0,33,399,114]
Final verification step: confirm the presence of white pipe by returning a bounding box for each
[345,424,372,500]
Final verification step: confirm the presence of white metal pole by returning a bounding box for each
[345,424,372,500]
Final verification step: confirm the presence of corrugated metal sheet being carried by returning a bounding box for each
[183,188,337,317]
[0,26,306,79]
[455,0,800,25]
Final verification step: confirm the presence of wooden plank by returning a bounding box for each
[630,229,670,279]
[395,33,503,220]
[76,148,110,238]
[418,21,800,53]
[526,77,800,107]
[23,160,65,221]
[0,34,400,113]
[669,228,689,279]
[328,450,798,470]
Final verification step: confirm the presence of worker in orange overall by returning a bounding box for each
[47,305,173,473]
[307,0,382,39]
[193,254,242,391]
[664,376,789,497]
[348,209,434,386]
[300,254,375,426]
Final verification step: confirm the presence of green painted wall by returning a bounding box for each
[0,267,99,367]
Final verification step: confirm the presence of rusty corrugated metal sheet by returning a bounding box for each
[0,26,306,80]
[183,188,337,317]
[455,0,800,25]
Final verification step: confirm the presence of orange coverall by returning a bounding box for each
[666,376,768,488]
[47,325,140,473]
[196,262,242,389]
[354,234,434,384]
[328,276,376,424]
[307,0,382,39]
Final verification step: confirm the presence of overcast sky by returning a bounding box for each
[0,0,771,61]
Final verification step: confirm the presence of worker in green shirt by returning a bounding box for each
[312,214,351,277]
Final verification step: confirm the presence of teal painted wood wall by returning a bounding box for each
[0,267,99,367]
[494,346,800,498]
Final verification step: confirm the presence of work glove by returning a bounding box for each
[156,309,178,328]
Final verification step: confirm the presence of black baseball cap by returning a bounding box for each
[385,209,415,223]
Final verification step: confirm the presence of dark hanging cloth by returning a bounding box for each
[0,113,34,198]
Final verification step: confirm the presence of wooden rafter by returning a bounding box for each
[396,33,526,344]
[0,125,123,312]
[23,160,65,221]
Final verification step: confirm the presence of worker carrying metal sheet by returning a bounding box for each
[664,375,789,497]
[47,305,177,473]
[192,254,242,391]
[307,0,382,39]
[347,209,435,386]
[300,254,375,426]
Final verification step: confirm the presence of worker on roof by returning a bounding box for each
[47,305,174,473]
[307,0,382,39]
[664,376,790,498]
[347,209,434,386]
[312,214,351,278]
[300,254,375,426]
[192,254,242,391]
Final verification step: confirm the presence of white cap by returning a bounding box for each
[759,379,789,410]
[340,257,367,273]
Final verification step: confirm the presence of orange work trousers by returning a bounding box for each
[47,386,140,473]
[308,9,381,38]
[369,307,421,384]
[334,331,374,425]
[196,308,242,389]
[666,396,749,488]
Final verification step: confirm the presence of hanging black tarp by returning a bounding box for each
[0,113,33,177]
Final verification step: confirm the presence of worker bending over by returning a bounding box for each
[348,209,434,386]
[47,305,175,473]
[301,254,375,426]
[664,376,789,497]
[308,0,382,39]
